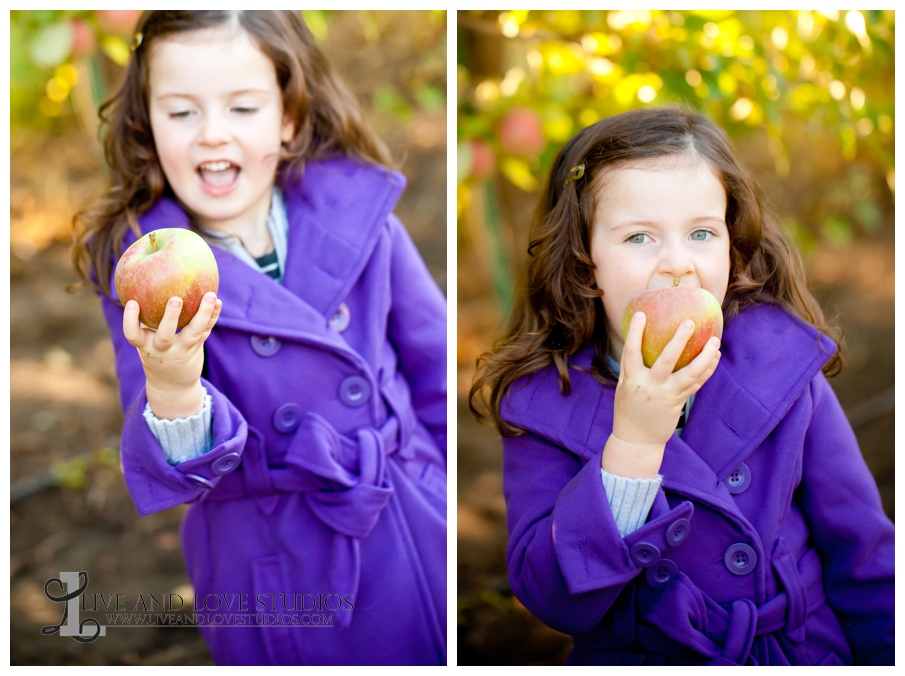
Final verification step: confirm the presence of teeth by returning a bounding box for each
[199,161,232,171]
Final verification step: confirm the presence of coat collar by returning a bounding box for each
[134,156,405,359]
[503,303,836,515]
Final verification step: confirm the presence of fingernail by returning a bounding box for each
[683,320,694,330]
[169,297,181,307]
[205,293,215,305]
[710,337,721,347]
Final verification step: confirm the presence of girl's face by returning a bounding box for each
[589,155,731,361]
[147,26,294,235]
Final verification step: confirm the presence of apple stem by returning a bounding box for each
[149,231,156,250]
[673,278,680,287]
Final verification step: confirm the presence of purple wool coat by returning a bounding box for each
[501,303,893,665]
[101,157,446,665]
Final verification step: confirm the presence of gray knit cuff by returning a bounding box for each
[600,469,663,537]
[143,388,213,466]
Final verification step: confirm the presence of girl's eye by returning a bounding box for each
[232,107,257,114]
[627,233,650,244]
[690,230,712,241]
[169,111,192,119]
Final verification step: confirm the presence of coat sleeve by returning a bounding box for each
[798,373,894,665]
[101,293,248,515]
[385,213,447,454]
[503,429,694,636]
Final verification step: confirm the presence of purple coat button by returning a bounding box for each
[250,335,281,357]
[725,462,751,494]
[185,473,214,490]
[339,376,371,408]
[211,452,241,476]
[646,558,678,590]
[665,518,691,547]
[330,303,351,332]
[629,541,661,568]
[724,543,757,575]
[273,403,302,433]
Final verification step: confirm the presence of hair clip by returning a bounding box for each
[563,163,585,187]
[130,32,144,51]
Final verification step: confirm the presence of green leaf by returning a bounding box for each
[414,83,445,110]
[853,199,882,231]
[457,142,473,183]
[29,21,72,69]
[372,86,412,119]
[822,215,852,245]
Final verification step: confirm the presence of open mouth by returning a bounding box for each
[198,160,239,189]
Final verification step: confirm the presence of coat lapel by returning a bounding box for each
[679,303,836,480]
[280,157,406,318]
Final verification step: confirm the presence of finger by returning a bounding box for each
[676,336,722,393]
[619,311,647,374]
[152,297,183,349]
[122,300,145,347]
[180,292,219,343]
[650,319,695,378]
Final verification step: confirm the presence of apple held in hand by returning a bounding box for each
[621,285,723,371]
[115,228,219,330]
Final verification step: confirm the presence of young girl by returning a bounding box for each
[72,11,446,666]
[470,107,893,665]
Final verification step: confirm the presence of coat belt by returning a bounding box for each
[202,413,407,628]
[635,548,826,665]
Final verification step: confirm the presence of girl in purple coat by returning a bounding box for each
[470,107,893,665]
[72,11,445,665]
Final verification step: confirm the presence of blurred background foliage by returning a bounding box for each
[9,9,447,259]
[457,9,894,316]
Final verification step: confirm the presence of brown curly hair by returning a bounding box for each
[72,10,392,296]
[470,106,843,436]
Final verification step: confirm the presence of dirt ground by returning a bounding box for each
[9,12,446,666]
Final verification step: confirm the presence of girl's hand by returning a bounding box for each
[602,311,721,478]
[122,292,222,420]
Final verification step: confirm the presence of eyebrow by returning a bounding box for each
[609,215,726,230]
[154,89,271,100]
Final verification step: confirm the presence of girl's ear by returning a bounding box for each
[281,115,295,144]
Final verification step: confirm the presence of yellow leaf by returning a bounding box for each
[102,36,130,67]
[501,158,538,192]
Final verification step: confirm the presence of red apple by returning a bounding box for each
[621,286,723,371]
[499,107,546,157]
[96,10,142,37]
[70,18,97,58]
[469,139,497,180]
[115,228,219,330]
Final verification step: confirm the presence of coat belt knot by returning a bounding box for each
[640,563,819,665]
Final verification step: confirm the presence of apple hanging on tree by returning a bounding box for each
[499,107,546,157]
[621,281,723,371]
[115,228,219,330]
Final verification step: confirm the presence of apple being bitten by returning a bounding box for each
[621,284,723,371]
[115,228,219,330]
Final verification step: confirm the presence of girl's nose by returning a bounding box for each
[199,114,231,146]
[657,240,695,281]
